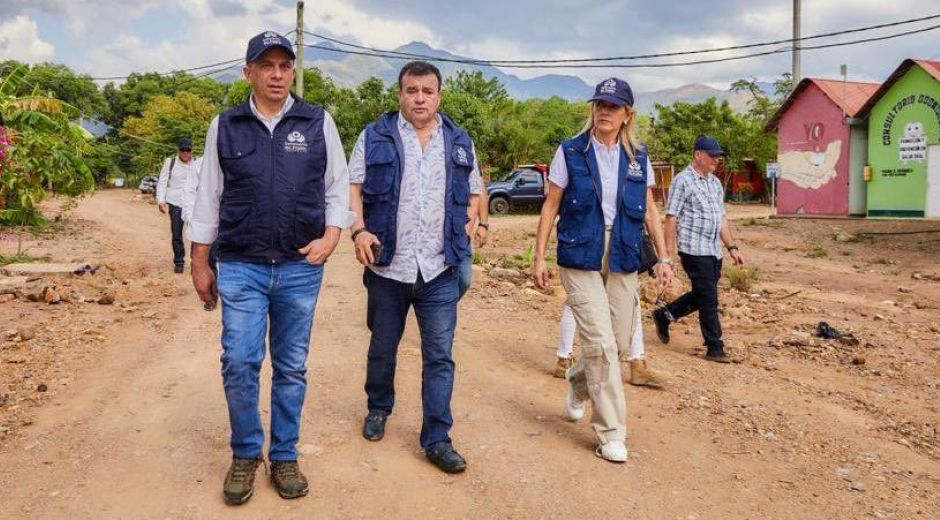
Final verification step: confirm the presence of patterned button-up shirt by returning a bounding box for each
[665,165,725,259]
[349,114,482,284]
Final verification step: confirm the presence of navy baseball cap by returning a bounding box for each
[245,31,295,63]
[589,77,634,107]
[693,135,726,156]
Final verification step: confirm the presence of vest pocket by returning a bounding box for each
[218,141,257,180]
[451,169,471,206]
[450,215,471,257]
[293,203,325,249]
[218,201,253,247]
[362,171,394,202]
[621,177,647,221]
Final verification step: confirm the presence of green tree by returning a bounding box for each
[122,91,217,182]
[0,65,95,225]
[332,77,397,154]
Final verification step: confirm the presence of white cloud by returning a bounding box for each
[0,15,55,63]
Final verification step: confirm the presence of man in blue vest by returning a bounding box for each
[348,61,483,474]
[188,31,353,504]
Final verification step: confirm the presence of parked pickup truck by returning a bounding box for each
[486,164,547,215]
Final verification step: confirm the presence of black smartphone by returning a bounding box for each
[370,242,383,261]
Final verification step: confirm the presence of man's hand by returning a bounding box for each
[655,262,675,290]
[474,225,488,248]
[158,203,169,214]
[532,257,551,291]
[729,248,745,266]
[299,229,341,265]
[353,230,381,267]
[191,263,218,308]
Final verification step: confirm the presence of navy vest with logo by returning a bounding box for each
[216,95,327,264]
[361,111,473,267]
[556,132,648,273]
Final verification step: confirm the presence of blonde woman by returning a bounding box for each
[533,77,673,462]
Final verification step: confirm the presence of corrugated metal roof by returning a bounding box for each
[765,78,879,131]
[809,79,881,118]
[857,59,940,118]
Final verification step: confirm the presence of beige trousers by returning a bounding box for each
[559,231,638,444]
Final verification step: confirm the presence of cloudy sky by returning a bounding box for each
[1,0,938,92]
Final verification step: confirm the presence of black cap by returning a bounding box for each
[176,137,192,150]
[693,135,725,156]
[245,31,296,63]
[589,77,634,107]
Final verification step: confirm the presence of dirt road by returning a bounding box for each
[1,190,938,519]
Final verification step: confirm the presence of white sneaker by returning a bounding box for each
[565,382,586,422]
[595,441,628,463]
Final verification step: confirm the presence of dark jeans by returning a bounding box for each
[168,203,184,266]
[457,254,473,300]
[665,253,724,354]
[363,268,459,450]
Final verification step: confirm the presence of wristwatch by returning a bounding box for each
[478,222,490,229]
[351,228,367,242]
[658,257,673,265]
[726,245,739,251]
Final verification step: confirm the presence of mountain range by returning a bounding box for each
[221,40,775,114]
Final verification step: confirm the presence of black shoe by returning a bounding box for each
[270,460,309,499]
[705,351,732,364]
[362,410,387,441]
[425,442,467,474]
[223,456,262,505]
[174,264,184,274]
[653,308,671,344]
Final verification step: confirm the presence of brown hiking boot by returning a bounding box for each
[553,356,574,378]
[625,359,666,389]
[270,460,309,499]
[223,456,262,505]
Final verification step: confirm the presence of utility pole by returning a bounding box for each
[792,0,801,89]
[296,1,305,97]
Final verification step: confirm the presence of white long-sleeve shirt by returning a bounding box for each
[156,154,201,208]
[188,95,355,245]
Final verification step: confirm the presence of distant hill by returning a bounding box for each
[215,39,774,113]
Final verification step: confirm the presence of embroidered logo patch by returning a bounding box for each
[600,78,617,94]
[627,160,644,178]
[455,146,468,166]
[284,131,308,153]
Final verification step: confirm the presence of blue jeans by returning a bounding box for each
[216,259,324,461]
[363,268,459,450]
[457,254,473,299]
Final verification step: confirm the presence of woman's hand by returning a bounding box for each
[532,257,551,291]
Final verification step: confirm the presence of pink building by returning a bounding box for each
[766,79,880,216]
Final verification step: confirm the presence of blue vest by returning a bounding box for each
[361,111,474,267]
[216,95,327,264]
[556,132,648,273]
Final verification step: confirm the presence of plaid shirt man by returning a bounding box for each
[665,165,725,259]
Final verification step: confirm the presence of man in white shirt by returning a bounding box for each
[188,31,354,505]
[156,137,200,273]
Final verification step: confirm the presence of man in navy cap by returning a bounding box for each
[188,30,353,504]
[654,135,745,363]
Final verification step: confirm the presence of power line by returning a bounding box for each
[303,13,940,65]
[301,22,940,69]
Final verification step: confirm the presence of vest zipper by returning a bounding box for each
[269,129,276,264]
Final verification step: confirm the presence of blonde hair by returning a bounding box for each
[579,104,642,161]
